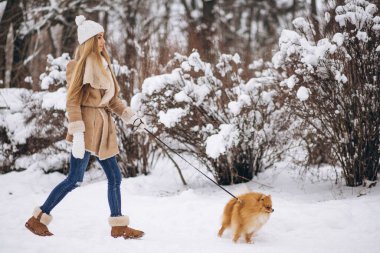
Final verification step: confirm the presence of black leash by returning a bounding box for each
[132,118,239,201]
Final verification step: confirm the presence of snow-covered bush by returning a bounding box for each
[133,51,285,185]
[0,88,69,174]
[273,0,380,186]
[40,53,71,91]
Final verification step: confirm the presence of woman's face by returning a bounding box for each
[97,32,105,52]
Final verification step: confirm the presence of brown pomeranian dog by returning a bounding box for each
[218,192,274,243]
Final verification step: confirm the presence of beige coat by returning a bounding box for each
[65,53,134,160]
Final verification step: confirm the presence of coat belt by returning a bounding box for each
[81,105,111,113]
[81,105,106,108]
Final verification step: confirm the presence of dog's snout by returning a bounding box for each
[271,208,274,213]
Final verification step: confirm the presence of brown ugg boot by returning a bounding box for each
[109,215,144,239]
[25,207,53,236]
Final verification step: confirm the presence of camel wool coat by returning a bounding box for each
[65,52,134,160]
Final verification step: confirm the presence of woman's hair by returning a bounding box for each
[66,35,120,105]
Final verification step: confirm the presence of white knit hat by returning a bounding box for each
[75,15,104,45]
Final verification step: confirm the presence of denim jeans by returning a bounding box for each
[40,151,122,217]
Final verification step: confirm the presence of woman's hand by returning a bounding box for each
[72,132,85,159]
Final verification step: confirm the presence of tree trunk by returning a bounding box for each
[61,8,78,57]
[199,0,216,62]
[0,0,21,86]
[182,0,216,63]
[158,1,170,68]
[10,0,30,88]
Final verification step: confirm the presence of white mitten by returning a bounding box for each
[72,132,85,159]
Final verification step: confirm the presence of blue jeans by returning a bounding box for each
[40,151,122,217]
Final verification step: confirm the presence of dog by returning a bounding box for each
[218,192,274,243]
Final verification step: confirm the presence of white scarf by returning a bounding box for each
[98,56,115,107]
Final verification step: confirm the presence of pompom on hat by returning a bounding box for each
[75,15,104,45]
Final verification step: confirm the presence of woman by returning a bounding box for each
[25,15,145,239]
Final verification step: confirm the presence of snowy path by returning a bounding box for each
[1,163,380,253]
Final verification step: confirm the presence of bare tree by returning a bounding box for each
[180,0,217,63]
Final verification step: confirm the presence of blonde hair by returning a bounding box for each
[66,35,120,105]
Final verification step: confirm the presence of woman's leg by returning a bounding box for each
[96,156,122,216]
[40,151,91,214]
[97,156,144,239]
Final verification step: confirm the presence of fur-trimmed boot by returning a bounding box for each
[109,215,144,239]
[25,207,53,236]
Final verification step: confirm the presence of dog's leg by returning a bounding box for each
[218,225,226,237]
[233,225,243,243]
[245,232,254,244]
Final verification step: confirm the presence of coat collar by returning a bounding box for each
[83,52,112,90]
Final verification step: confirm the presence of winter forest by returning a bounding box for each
[1,0,380,252]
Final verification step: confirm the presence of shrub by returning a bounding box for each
[133,52,285,185]
[272,0,380,186]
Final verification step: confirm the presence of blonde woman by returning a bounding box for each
[25,16,145,239]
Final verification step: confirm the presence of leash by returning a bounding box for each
[132,118,239,201]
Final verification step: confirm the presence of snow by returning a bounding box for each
[3,112,33,145]
[271,30,337,69]
[158,108,187,128]
[141,71,181,96]
[190,9,201,19]
[216,54,241,77]
[1,160,380,253]
[14,145,69,172]
[280,75,298,89]
[181,61,192,72]
[356,31,368,42]
[249,59,264,70]
[332,33,345,46]
[232,53,241,64]
[0,1,6,21]
[334,71,348,84]
[24,76,33,84]
[324,12,331,22]
[174,91,192,103]
[39,54,70,90]
[272,29,301,68]
[205,124,239,159]
[0,88,29,111]
[192,84,210,105]
[41,88,67,110]
[373,24,380,31]
[292,17,312,37]
[335,1,378,29]
[228,94,251,115]
[112,60,131,77]
[0,89,35,145]
[187,52,207,73]
[296,86,310,101]
[365,3,377,15]
[275,0,293,9]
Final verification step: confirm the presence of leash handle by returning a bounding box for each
[143,127,239,201]
[132,118,144,132]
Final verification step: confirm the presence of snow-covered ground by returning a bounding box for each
[1,158,379,253]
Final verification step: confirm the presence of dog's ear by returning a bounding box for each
[259,195,265,202]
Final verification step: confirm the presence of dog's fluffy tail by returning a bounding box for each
[221,198,238,226]
[232,184,251,197]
